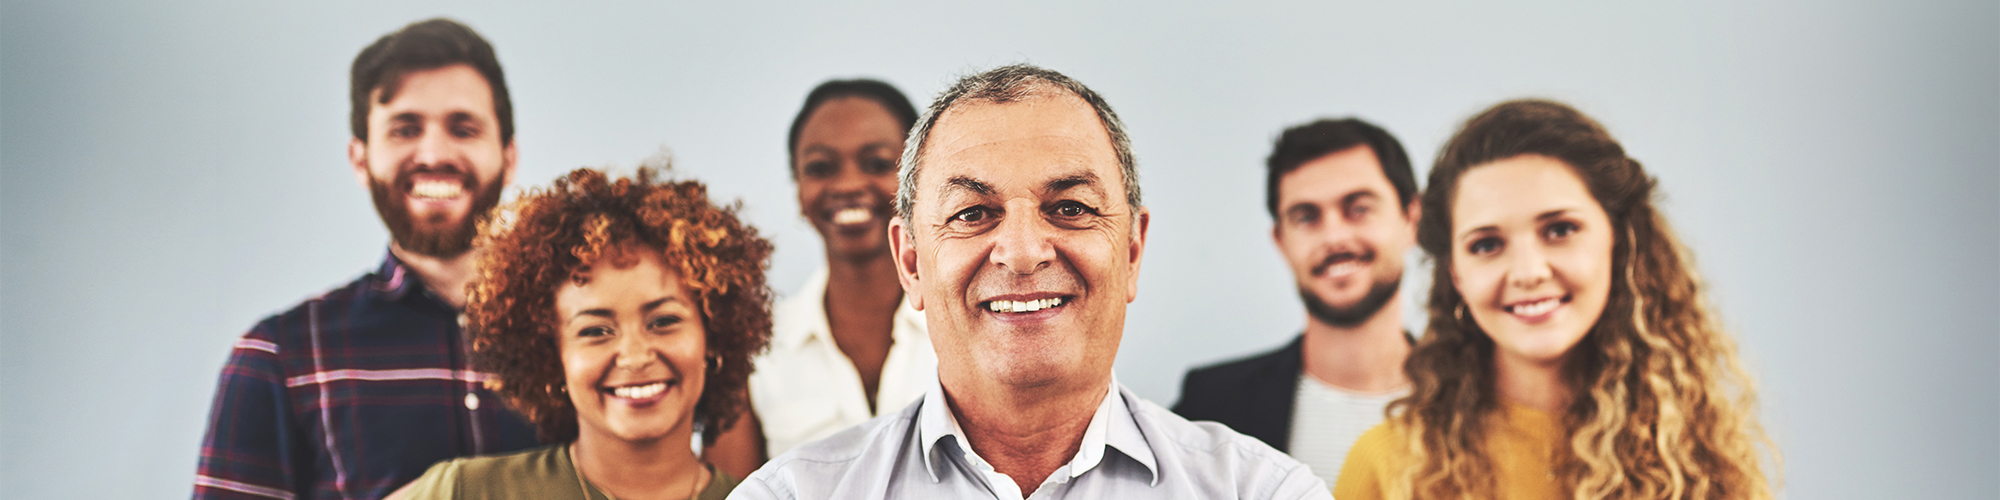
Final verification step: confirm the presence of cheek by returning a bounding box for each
[560,347,601,394]
[1450,258,1502,306]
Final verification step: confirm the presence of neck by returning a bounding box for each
[1299,295,1411,393]
[823,250,903,410]
[388,242,479,309]
[941,372,1109,496]
[1494,352,1571,413]
[824,250,904,317]
[571,428,707,500]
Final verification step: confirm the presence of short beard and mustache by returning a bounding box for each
[368,168,505,258]
[1298,250,1402,328]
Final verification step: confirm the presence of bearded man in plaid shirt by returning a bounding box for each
[193,18,541,500]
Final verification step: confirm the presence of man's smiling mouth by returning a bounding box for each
[985,297,1067,313]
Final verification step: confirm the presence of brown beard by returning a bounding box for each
[368,169,504,258]
[1299,273,1401,328]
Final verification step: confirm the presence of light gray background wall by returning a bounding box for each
[2,1,1994,498]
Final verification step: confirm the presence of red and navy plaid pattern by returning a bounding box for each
[194,253,541,500]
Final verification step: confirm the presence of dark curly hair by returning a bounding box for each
[465,166,773,444]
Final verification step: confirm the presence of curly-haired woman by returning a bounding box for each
[1335,100,1775,500]
[395,167,773,500]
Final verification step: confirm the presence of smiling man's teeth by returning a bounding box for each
[832,207,872,225]
[610,381,667,399]
[411,180,464,199]
[987,297,1064,313]
[1508,298,1560,316]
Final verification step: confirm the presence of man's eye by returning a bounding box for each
[452,125,479,139]
[1346,204,1372,220]
[951,206,990,223]
[1467,237,1502,256]
[1544,221,1579,239]
[1053,201,1095,218]
[391,125,421,139]
[578,326,611,338]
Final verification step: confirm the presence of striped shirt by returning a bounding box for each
[193,253,541,500]
[1285,374,1406,486]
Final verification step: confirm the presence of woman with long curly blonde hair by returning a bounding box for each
[1335,100,1775,500]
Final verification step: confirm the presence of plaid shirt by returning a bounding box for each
[194,253,541,500]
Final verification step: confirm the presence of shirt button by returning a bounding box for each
[464,393,481,410]
[457,314,469,328]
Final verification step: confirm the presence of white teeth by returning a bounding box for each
[1509,298,1559,316]
[1327,261,1364,275]
[610,381,667,399]
[832,207,872,225]
[986,297,1063,313]
[411,179,464,199]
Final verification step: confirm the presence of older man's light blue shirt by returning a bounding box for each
[728,377,1333,500]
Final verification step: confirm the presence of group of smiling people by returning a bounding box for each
[195,18,1773,500]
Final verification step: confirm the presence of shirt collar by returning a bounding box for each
[772,267,929,351]
[917,375,1159,486]
[370,250,418,302]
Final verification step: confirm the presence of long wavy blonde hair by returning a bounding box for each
[1392,99,1776,499]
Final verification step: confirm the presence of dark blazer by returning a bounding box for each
[1170,335,1304,452]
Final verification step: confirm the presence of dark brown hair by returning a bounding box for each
[1265,118,1417,218]
[1393,99,1773,499]
[466,167,772,444]
[349,18,514,145]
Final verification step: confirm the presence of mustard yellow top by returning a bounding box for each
[1333,402,1564,500]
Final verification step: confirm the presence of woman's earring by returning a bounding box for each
[1454,302,1471,325]
[706,353,723,372]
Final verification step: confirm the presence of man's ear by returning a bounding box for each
[1405,198,1423,231]
[888,216,923,311]
[500,139,519,188]
[1124,207,1150,303]
[348,138,371,188]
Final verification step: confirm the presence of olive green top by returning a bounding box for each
[401,444,740,500]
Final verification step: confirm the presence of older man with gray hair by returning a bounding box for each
[729,64,1331,500]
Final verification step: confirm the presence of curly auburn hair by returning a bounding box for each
[1393,99,1776,500]
[465,166,773,444]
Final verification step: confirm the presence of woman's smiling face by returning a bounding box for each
[554,247,707,445]
[1449,155,1616,369]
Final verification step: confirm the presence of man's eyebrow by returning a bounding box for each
[1044,171,1102,194]
[942,176,994,196]
[390,112,422,123]
[1340,190,1381,207]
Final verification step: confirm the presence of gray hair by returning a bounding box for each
[895,64,1140,227]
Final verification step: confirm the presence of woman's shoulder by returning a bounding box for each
[400,444,581,500]
[1333,421,1408,500]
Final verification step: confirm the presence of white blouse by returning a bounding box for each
[748,268,936,458]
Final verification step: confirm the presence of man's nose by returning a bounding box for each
[990,199,1055,275]
[412,126,450,169]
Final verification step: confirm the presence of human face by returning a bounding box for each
[1449,155,1614,369]
[554,249,707,446]
[889,93,1148,391]
[1273,145,1418,327]
[795,97,905,260]
[348,64,517,258]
